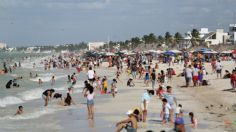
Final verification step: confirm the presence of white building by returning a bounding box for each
[201,29,228,46]
[229,24,236,44]
[0,42,7,49]
[88,42,105,50]
[199,28,209,38]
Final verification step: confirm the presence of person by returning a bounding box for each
[84,84,95,119]
[116,110,138,132]
[102,78,108,94]
[216,60,222,78]
[141,89,154,122]
[144,72,150,87]
[184,65,192,87]
[174,111,185,132]
[15,106,24,115]
[87,67,95,83]
[192,65,199,87]
[175,104,183,117]
[189,112,198,128]
[156,85,165,99]
[111,79,118,98]
[38,78,43,86]
[127,78,135,87]
[160,98,172,124]
[67,75,71,83]
[163,86,177,123]
[231,70,236,90]
[51,76,55,86]
[64,92,75,106]
[159,70,165,84]
[223,70,231,79]
[5,80,13,89]
[151,69,156,90]
[42,89,55,106]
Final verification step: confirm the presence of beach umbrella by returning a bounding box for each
[202,50,218,54]
[164,51,176,56]
[169,49,181,53]
[221,50,232,54]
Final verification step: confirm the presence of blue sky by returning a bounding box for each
[0,0,235,46]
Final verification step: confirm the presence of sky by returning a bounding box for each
[0,0,236,46]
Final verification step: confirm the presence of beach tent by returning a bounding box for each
[164,51,176,56]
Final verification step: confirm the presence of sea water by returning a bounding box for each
[0,52,94,132]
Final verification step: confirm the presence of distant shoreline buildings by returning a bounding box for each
[0,42,7,49]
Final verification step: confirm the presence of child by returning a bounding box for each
[102,78,108,94]
[111,79,117,98]
[127,78,135,87]
[189,112,198,128]
[175,104,183,117]
[15,106,24,115]
[156,85,165,99]
[160,98,172,124]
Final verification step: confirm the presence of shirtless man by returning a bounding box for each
[15,106,24,115]
[116,110,138,132]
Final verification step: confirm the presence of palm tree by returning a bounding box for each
[174,32,183,47]
[157,35,164,46]
[191,29,200,46]
[165,32,173,46]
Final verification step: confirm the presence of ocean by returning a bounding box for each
[0,52,111,132]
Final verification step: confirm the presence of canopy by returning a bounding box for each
[164,51,176,56]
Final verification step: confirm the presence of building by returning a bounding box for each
[201,29,228,46]
[88,42,105,50]
[199,28,209,38]
[0,42,7,49]
[229,24,236,44]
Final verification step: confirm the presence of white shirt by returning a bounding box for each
[216,62,221,70]
[193,68,199,76]
[164,103,172,114]
[87,70,95,79]
[185,68,193,78]
[86,91,94,100]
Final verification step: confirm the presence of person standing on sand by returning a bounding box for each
[141,89,154,122]
[151,69,157,90]
[231,70,236,90]
[192,65,199,87]
[84,84,95,120]
[216,60,222,78]
[184,65,192,87]
[163,86,177,124]
[111,79,118,98]
[87,67,95,83]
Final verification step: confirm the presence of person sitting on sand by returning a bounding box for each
[127,78,135,87]
[116,109,138,132]
[42,89,55,106]
[189,112,198,128]
[223,70,231,79]
[15,106,24,115]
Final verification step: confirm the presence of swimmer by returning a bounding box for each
[15,106,23,115]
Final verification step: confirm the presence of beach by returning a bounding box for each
[0,53,236,132]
